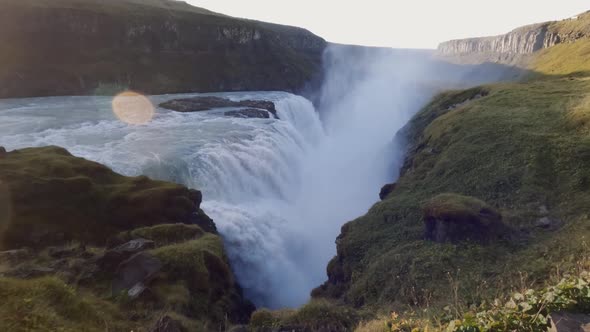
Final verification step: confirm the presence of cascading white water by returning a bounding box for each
[0,45,502,309]
[0,91,328,308]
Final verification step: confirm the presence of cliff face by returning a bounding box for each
[0,0,326,98]
[437,11,590,61]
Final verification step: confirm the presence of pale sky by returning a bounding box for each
[187,0,589,49]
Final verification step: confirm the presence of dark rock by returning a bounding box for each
[379,183,397,200]
[423,194,510,244]
[149,315,183,332]
[535,216,562,230]
[190,209,218,234]
[48,245,87,259]
[160,97,278,117]
[549,312,590,332]
[6,265,55,279]
[225,108,271,119]
[99,238,155,271]
[0,248,31,264]
[0,146,6,158]
[112,252,162,296]
[0,146,204,249]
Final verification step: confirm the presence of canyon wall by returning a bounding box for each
[437,11,590,64]
[0,0,326,98]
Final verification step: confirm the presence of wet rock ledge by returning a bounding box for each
[160,96,278,119]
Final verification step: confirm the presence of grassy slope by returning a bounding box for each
[0,146,201,249]
[313,36,590,315]
[0,146,252,331]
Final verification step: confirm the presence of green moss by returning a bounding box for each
[0,146,201,249]
[0,277,130,331]
[250,300,359,331]
[149,234,252,324]
[115,223,205,247]
[423,193,499,225]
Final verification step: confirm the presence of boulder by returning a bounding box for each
[549,312,590,332]
[0,146,6,158]
[379,183,397,200]
[159,96,278,117]
[112,252,162,296]
[423,193,509,244]
[224,108,271,119]
[149,316,183,332]
[535,216,562,230]
[99,238,155,271]
[0,248,31,264]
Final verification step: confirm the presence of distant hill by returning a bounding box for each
[0,0,326,98]
[437,10,590,66]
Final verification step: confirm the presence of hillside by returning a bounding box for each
[0,146,253,331]
[299,17,590,331]
[0,0,326,98]
[437,11,590,65]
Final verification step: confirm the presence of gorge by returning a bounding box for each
[1,1,590,331]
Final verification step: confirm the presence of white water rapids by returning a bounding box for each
[0,46,503,308]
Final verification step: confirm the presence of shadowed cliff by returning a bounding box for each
[0,0,326,98]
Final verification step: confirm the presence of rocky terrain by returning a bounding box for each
[0,0,326,98]
[0,146,254,331]
[437,11,590,65]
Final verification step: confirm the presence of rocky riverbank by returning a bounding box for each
[0,146,254,331]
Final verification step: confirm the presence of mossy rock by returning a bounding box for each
[423,193,508,244]
[150,234,255,324]
[0,146,202,249]
[249,300,359,332]
[111,223,206,248]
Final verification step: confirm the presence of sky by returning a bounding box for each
[188,0,589,49]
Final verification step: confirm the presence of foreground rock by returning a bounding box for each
[423,193,510,244]
[379,183,397,200]
[0,146,202,249]
[0,146,254,331]
[550,312,590,332]
[160,96,278,118]
[112,252,162,297]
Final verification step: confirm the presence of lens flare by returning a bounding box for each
[112,91,155,125]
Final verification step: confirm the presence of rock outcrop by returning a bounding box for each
[437,11,590,63]
[0,146,202,249]
[160,96,278,117]
[0,146,254,331]
[0,0,326,98]
[423,193,509,244]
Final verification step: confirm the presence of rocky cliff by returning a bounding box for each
[437,11,590,63]
[0,0,326,98]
